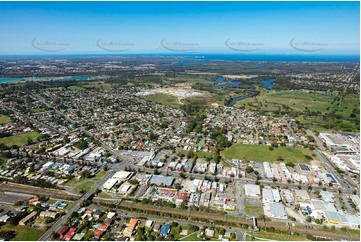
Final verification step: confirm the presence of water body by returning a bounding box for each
[0,75,93,84]
[260,78,277,89]
[214,80,242,90]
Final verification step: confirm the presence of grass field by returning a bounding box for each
[234,90,359,131]
[0,115,11,124]
[245,205,263,217]
[95,170,106,178]
[0,131,40,147]
[249,230,309,241]
[180,150,213,159]
[64,177,87,186]
[221,144,315,163]
[97,192,113,199]
[67,85,85,91]
[74,181,95,193]
[142,93,181,109]
[31,108,47,113]
[0,223,44,241]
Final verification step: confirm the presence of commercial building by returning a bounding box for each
[149,175,174,186]
[245,184,261,198]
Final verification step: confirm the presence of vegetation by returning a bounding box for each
[0,115,11,124]
[67,85,85,91]
[245,206,263,217]
[234,90,359,132]
[74,181,95,193]
[0,224,44,241]
[221,143,315,163]
[142,93,181,109]
[0,131,40,147]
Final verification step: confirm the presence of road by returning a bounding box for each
[37,170,114,241]
[314,149,353,189]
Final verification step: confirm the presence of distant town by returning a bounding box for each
[0,55,359,241]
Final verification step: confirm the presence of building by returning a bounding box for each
[153,223,161,233]
[112,171,134,181]
[205,228,215,237]
[57,226,69,238]
[145,220,154,228]
[264,202,287,219]
[262,189,274,203]
[0,215,10,223]
[64,227,77,240]
[128,218,139,230]
[245,184,261,198]
[263,162,273,179]
[19,211,37,226]
[39,211,58,219]
[262,188,281,203]
[149,175,174,186]
[160,224,171,236]
[103,178,119,190]
[294,190,310,202]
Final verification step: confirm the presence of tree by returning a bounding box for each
[245,166,254,174]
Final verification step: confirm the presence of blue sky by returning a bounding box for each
[0,1,359,55]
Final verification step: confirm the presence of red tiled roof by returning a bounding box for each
[64,227,76,239]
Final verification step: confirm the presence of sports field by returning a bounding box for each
[221,143,315,163]
[0,131,40,147]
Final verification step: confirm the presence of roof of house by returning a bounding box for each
[128,218,138,230]
[57,225,69,236]
[64,227,76,239]
[160,224,171,236]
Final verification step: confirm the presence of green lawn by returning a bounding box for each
[0,131,40,147]
[142,93,181,109]
[95,170,106,178]
[31,108,47,113]
[0,223,44,241]
[251,230,309,241]
[245,206,263,217]
[0,115,11,124]
[180,231,202,241]
[74,181,95,193]
[97,192,113,199]
[67,85,85,91]
[64,177,87,186]
[221,144,315,163]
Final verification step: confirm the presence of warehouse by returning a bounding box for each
[149,175,174,186]
[245,184,261,198]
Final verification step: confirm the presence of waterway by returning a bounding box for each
[0,75,94,83]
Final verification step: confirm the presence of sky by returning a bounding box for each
[0,1,359,55]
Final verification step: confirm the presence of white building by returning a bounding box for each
[245,184,261,198]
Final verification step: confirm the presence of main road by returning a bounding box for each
[37,170,114,241]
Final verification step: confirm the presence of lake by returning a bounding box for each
[260,78,276,89]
